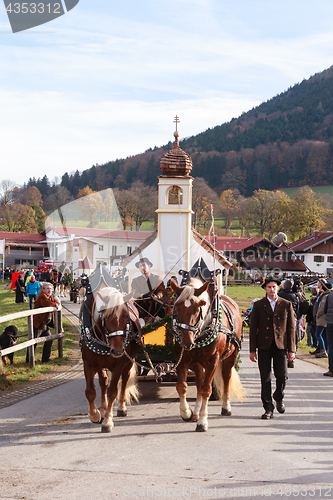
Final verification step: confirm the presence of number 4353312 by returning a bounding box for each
[6,3,62,14]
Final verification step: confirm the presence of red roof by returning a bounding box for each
[49,226,152,241]
[242,257,307,272]
[0,231,46,243]
[213,236,270,252]
[283,232,333,252]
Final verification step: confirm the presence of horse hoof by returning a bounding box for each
[117,409,127,417]
[89,410,102,424]
[192,414,199,422]
[101,425,113,433]
[221,408,232,416]
[181,409,193,422]
[196,424,208,432]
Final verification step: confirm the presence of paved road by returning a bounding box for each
[1,299,333,499]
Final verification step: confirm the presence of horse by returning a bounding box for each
[170,277,245,432]
[81,286,141,433]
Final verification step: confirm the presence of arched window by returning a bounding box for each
[167,185,183,205]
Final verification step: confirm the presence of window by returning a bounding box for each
[112,246,117,256]
[167,185,183,205]
[327,256,333,263]
[314,255,324,262]
[127,246,132,255]
[99,245,104,251]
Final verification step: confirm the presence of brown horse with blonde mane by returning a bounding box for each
[170,277,245,432]
[81,287,141,433]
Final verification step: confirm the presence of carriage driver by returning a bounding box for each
[131,258,165,322]
[249,276,296,420]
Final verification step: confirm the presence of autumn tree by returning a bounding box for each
[192,178,219,230]
[287,186,325,240]
[243,189,289,238]
[218,189,239,235]
[0,203,38,232]
[113,188,135,230]
[43,186,73,212]
[129,182,157,230]
[20,186,43,207]
[77,187,103,228]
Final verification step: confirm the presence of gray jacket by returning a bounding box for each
[324,293,333,325]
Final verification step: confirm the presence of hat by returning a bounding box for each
[283,279,294,290]
[261,276,281,289]
[135,257,153,268]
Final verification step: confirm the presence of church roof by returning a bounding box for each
[160,131,193,177]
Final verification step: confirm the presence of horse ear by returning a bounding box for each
[194,281,210,297]
[123,290,135,303]
[170,279,182,296]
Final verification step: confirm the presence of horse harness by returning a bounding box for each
[172,295,242,356]
[80,301,141,356]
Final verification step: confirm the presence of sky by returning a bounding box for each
[1,0,333,186]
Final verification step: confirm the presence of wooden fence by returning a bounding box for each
[0,307,64,368]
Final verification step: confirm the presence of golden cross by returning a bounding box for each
[173,115,180,132]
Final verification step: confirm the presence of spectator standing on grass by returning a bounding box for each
[26,282,59,364]
[312,279,331,358]
[25,275,40,310]
[15,274,25,304]
[324,292,333,377]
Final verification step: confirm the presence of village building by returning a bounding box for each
[280,231,333,276]
[0,231,48,270]
[214,236,307,277]
[44,225,152,277]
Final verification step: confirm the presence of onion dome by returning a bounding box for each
[160,128,193,177]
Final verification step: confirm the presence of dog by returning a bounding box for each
[0,325,18,365]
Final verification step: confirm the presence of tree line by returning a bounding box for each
[1,177,331,243]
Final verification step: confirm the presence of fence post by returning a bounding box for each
[57,309,63,358]
[27,314,35,368]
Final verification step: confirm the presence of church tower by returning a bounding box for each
[156,116,194,274]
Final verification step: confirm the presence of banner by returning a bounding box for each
[0,240,4,255]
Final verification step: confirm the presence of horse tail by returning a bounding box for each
[213,360,247,402]
[117,364,140,404]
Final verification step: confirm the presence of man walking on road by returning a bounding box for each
[249,276,296,420]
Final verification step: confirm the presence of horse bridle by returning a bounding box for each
[98,302,140,346]
[172,303,206,345]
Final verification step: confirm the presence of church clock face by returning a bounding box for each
[167,185,183,205]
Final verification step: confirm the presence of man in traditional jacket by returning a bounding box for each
[131,258,165,323]
[249,276,296,420]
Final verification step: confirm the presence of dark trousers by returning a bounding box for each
[326,324,333,373]
[29,294,37,310]
[258,343,288,412]
[26,326,53,363]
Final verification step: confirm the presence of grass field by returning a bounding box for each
[0,283,79,391]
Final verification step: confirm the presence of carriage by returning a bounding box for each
[80,260,245,432]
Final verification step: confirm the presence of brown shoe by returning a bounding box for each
[323,371,333,377]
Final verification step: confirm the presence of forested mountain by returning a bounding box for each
[28,65,333,198]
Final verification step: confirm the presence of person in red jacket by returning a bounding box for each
[26,282,59,364]
[249,276,296,420]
